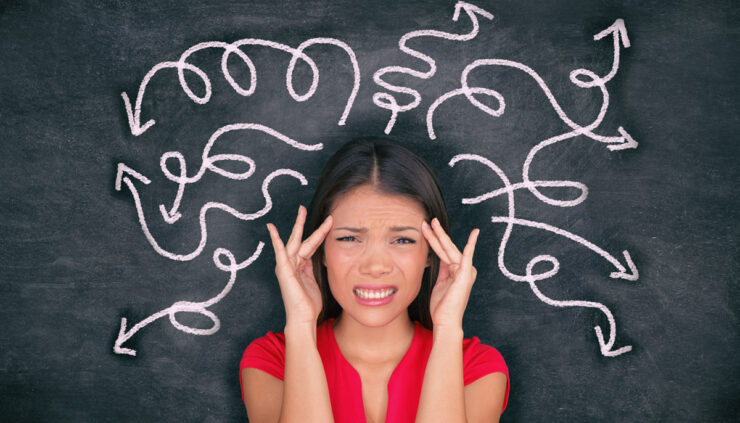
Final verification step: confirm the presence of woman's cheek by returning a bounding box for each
[324,241,360,269]
[394,245,430,273]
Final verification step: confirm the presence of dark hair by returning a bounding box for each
[305,137,450,331]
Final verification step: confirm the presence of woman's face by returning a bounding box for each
[323,184,430,327]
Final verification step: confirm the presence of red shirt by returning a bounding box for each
[240,317,509,422]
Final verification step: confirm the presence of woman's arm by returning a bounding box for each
[415,325,507,423]
[242,322,334,423]
[417,220,507,422]
[415,325,467,422]
[243,207,335,422]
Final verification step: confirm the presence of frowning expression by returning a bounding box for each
[323,184,430,326]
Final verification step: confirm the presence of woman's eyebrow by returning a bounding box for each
[390,226,419,232]
[333,226,419,232]
[334,227,366,233]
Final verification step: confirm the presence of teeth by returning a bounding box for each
[354,288,397,300]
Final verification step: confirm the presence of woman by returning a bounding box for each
[240,137,509,423]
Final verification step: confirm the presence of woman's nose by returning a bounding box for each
[358,243,392,277]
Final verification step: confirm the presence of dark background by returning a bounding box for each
[1,0,738,421]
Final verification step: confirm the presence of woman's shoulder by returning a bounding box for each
[240,319,335,370]
[461,334,508,384]
[240,328,287,379]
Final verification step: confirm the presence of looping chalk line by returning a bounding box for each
[121,37,360,136]
[113,124,320,356]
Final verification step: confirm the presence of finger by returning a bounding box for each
[297,214,334,259]
[266,223,289,266]
[285,205,306,257]
[431,218,463,263]
[421,220,452,264]
[461,228,480,267]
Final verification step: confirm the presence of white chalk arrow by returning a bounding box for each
[491,216,639,281]
[569,18,630,89]
[114,243,264,356]
[373,0,493,134]
[121,60,210,136]
[427,18,638,151]
[115,163,151,192]
[429,58,637,151]
[523,257,632,357]
[608,127,638,151]
[157,123,320,224]
[122,37,360,136]
[117,165,306,262]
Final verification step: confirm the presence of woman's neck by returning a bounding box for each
[332,312,416,365]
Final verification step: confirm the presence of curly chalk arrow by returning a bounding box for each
[157,123,322,224]
[122,37,359,136]
[116,163,307,261]
[373,1,493,134]
[449,153,635,356]
[114,243,263,356]
[427,18,637,152]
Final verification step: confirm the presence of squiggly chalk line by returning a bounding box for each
[450,153,635,356]
[121,37,360,136]
[114,243,264,356]
[158,123,321,223]
[372,1,493,134]
[116,164,307,262]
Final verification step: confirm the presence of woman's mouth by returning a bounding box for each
[353,286,398,306]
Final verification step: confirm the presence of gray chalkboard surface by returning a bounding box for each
[1,0,738,421]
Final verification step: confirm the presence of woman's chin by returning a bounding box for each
[339,306,411,329]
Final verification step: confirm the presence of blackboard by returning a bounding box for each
[1,0,738,421]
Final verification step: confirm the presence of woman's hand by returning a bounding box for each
[421,218,480,330]
[266,205,333,327]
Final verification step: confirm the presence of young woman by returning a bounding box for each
[240,137,509,423]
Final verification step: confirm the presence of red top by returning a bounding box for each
[240,317,509,422]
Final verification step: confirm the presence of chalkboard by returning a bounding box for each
[1,0,738,421]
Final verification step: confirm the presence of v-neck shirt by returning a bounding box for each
[240,317,509,422]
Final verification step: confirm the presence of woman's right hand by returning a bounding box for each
[266,205,333,327]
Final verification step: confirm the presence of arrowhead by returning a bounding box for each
[594,18,631,49]
[453,1,494,22]
[115,163,151,192]
[607,127,639,151]
[121,92,155,136]
[594,325,632,357]
[113,317,137,356]
[610,250,639,281]
[159,204,182,224]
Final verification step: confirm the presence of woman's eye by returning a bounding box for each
[337,236,357,242]
[394,238,416,245]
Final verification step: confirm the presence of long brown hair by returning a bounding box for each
[305,137,450,331]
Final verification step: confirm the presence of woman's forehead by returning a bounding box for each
[330,185,426,225]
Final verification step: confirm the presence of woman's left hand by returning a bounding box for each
[421,218,480,330]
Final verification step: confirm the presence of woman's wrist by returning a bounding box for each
[432,323,464,340]
[285,320,318,340]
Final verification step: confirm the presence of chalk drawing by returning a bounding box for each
[449,151,634,357]
[114,3,638,358]
[114,243,264,356]
[116,163,307,262]
[158,123,321,224]
[437,19,637,357]
[114,123,314,354]
[121,37,359,136]
[373,1,493,134]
